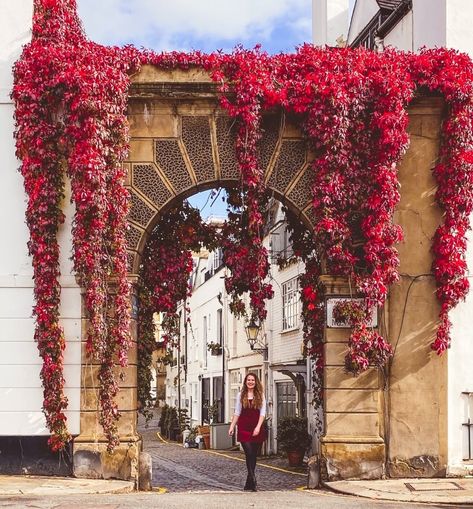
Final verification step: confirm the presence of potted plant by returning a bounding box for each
[197,424,211,449]
[164,406,179,440]
[207,341,223,356]
[276,416,312,466]
[158,404,169,434]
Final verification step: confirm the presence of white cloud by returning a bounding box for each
[77,0,310,51]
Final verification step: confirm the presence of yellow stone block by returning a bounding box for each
[129,139,155,162]
[325,389,379,413]
[324,342,348,366]
[325,412,380,437]
[325,367,379,390]
[81,387,137,412]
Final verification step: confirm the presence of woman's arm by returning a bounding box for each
[252,413,265,436]
[228,413,239,436]
[252,395,267,436]
[229,392,241,436]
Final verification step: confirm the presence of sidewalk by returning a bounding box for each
[2,471,473,505]
[0,475,134,496]
[325,477,473,505]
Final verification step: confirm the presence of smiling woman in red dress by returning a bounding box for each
[228,372,267,491]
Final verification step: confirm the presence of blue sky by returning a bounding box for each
[77,0,312,55]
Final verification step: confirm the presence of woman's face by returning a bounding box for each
[246,375,256,390]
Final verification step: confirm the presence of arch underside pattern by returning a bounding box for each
[125,110,315,274]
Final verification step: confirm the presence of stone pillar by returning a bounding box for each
[387,97,447,477]
[320,276,385,481]
[319,97,447,480]
[73,278,141,482]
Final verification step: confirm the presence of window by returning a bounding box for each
[203,315,208,367]
[282,277,299,330]
[229,370,241,417]
[213,248,223,272]
[277,382,297,420]
[270,221,293,264]
[212,376,224,423]
[217,309,223,345]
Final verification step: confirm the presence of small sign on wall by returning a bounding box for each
[326,297,378,328]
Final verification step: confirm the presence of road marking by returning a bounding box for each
[199,449,307,477]
[155,433,306,479]
[153,487,168,494]
[156,432,169,444]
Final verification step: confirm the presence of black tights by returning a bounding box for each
[241,441,260,485]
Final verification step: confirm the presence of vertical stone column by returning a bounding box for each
[73,278,141,481]
[320,276,385,480]
[387,98,447,477]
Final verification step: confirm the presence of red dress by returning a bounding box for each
[237,399,267,443]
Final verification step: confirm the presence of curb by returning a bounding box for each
[0,475,135,496]
[323,480,473,506]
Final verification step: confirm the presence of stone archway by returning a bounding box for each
[124,66,315,275]
[73,65,317,481]
[73,65,447,484]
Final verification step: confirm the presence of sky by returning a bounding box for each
[77,0,312,55]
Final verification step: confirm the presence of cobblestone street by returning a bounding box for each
[141,428,307,493]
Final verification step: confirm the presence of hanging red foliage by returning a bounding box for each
[13,0,473,450]
[138,203,219,415]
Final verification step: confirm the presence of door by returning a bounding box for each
[201,377,210,424]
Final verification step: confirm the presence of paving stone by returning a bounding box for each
[140,426,306,493]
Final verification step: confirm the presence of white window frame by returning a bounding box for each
[282,277,299,331]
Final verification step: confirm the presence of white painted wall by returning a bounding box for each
[447,224,473,474]
[412,0,447,50]
[313,0,351,46]
[446,0,473,56]
[384,10,413,51]
[347,0,379,44]
[0,0,81,436]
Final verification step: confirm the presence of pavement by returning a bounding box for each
[0,410,472,505]
[0,474,134,496]
[326,477,473,505]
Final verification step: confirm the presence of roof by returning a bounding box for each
[376,0,403,10]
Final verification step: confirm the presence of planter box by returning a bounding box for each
[210,423,232,449]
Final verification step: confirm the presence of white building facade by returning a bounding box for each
[0,0,81,445]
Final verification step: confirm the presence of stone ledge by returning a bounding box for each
[325,477,473,505]
[0,475,134,496]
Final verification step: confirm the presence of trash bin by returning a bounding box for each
[210,423,232,449]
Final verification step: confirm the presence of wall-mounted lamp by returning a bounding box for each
[245,318,268,357]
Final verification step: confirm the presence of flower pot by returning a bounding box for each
[287,450,304,466]
[203,433,211,449]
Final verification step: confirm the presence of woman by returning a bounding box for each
[228,372,267,491]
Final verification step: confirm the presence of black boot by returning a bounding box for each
[244,474,252,491]
[251,472,257,492]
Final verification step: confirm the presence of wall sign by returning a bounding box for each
[326,297,378,328]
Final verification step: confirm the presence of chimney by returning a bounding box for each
[313,0,350,47]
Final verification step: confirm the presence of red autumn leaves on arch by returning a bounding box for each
[12,0,473,450]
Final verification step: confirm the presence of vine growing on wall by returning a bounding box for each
[13,0,473,450]
[138,203,218,416]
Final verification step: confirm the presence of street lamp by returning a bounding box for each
[245,318,268,357]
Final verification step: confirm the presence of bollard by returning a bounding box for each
[307,455,320,489]
[138,451,153,491]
